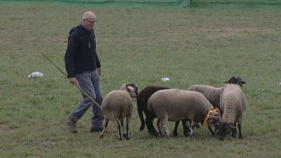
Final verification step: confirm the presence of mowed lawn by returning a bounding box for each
[0,3,281,158]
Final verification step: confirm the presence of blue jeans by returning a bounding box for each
[70,70,104,129]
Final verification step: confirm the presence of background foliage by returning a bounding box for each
[2,0,281,9]
[0,3,281,158]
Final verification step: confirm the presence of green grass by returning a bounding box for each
[1,3,281,157]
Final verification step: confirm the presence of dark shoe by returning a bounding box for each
[67,117,77,133]
[90,128,103,133]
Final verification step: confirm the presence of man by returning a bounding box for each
[65,11,104,133]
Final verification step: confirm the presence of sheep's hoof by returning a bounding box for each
[139,126,145,131]
[126,136,130,140]
[190,134,195,140]
[184,132,191,137]
[119,138,123,141]
[158,134,164,138]
[99,135,103,139]
[192,124,200,129]
[149,131,159,137]
[227,129,232,134]
[213,133,218,138]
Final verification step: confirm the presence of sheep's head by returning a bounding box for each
[125,83,139,98]
[218,123,236,141]
[203,108,221,129]
[224,76,246,87]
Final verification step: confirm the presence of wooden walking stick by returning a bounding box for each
[41,52,101,107]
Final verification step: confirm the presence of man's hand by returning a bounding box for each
[97,68,101,76]
[69,77,78,85]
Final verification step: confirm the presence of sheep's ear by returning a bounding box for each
[127,83,139,93]
[127,85,135,91]
[206,118,220,128]
[204,113,221,127]
[224,76,235,83]
[224,76,246,86]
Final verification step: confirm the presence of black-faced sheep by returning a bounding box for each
[224,76,246,87]
[99,83,139,141]
[147,89,221,139]
[219,76,247,141]
[186,76,246,110]
[184,76,246,136]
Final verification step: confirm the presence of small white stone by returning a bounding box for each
[161,77,170,81]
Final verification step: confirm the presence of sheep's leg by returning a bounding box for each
[232,128,237,138]
[192,123,200,129]
[227,128,232,134]
[146,114,158,136]
[138,106,145,131]
[238,123,243,139]
[230,124,237,138]
[172,120,191,137]
[120,119,126,138]
[125,116,131,140]
[189,120,195,139]
[173,121,180,137]
[182,120,191,137]
[160,118,171,137]
[219,123,228,141]
[116,120,122,141]
[157,119,163,137]
[99,119,109,139]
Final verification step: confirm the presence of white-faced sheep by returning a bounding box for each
[137,86,189,137]
[185,84,223,136]
[99,83,139,141]
[219,76,247,141]
[148,89,221,139]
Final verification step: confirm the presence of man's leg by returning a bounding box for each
[68,72,95,132]
[90,70,104,132]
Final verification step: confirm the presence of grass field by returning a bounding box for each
[1,3,281,158]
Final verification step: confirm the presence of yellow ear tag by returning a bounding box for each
[203,108,220,127]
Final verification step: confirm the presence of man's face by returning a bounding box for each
[83,16,96,30]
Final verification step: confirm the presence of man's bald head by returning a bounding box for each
[81,11,97,30]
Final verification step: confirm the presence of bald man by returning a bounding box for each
[65,11,104,133]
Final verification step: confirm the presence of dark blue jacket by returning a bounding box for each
[65,24,101,78]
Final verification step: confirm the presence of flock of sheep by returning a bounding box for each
[99,76,247,141]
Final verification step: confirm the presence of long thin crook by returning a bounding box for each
[41,52,101,107]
